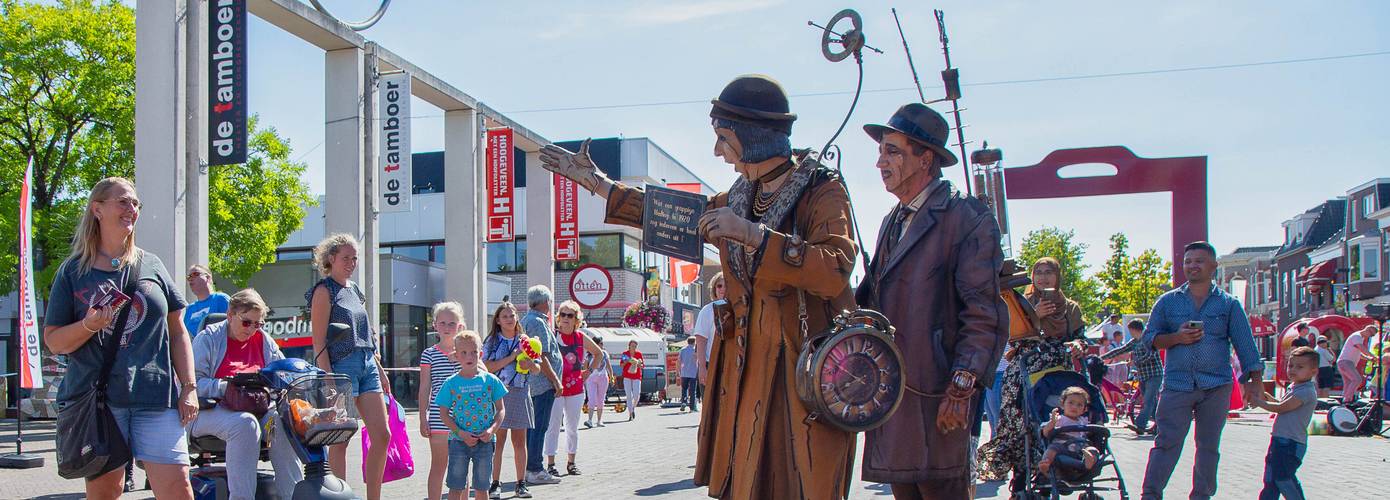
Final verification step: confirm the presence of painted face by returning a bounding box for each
[1182,248,1216,283]
[712,125,744,171]
[1061,393,1089,419]
[434,310,462,337]
[95,184,141,235]
[1286,355,1317,383]
[1032,264,1060,289]
[331,245,359,280]
[453,338,481,370]
[875,133,932,199]
[231,308,265,342]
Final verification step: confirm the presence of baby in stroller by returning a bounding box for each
[1039,386,1101,475]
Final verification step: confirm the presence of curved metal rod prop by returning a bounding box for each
[309,0,392,31]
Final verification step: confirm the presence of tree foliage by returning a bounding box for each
[1016,227,1103,322]
[1,1,313,295]
[1095,232,1173,315]
[0,0,136,296]
[209,115,316,286]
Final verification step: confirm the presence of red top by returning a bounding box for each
[620,350,643,380]
[558,331,586,397]
[215,330,268,378]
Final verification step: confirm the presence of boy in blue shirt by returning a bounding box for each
[436,330,508,500]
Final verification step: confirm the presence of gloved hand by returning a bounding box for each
[539,138,613,197]
[698,207,765,248]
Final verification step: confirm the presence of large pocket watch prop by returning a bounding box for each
[794,309,906,433]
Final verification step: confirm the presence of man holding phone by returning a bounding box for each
[1138,241,1263,500]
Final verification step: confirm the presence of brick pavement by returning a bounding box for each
[3,405,1388,499]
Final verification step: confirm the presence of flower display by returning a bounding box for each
[623,300,670,332]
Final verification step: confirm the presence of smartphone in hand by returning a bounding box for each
[1184,320,1204,330]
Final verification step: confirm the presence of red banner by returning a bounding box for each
[18,158,43,388]
[554,175,579,261]
[485,128,515,242]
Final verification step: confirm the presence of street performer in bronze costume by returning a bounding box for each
[539,75,858,500]
[855,103,1010,499]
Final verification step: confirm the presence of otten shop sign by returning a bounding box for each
[378,72,412,212]
[208,0,247,165]
[569,264,613,309]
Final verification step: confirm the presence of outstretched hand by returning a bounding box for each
[698,207,764,247]
[539,139,610,195]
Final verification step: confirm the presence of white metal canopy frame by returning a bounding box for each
[308,0,392,31]
[134,0,556,330]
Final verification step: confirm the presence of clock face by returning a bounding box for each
[817,332,902,427]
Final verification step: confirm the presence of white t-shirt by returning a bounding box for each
[1101,322,1125,340]
[1339,332,1367,364]
[692,301,722,362]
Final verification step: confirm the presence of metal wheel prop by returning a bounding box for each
[309,0,392,31]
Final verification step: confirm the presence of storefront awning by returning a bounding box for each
[1298,260,1336,284]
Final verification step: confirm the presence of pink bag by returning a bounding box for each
[362,395,415,483]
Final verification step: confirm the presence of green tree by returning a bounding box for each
[1016,227,1103,321]
[1094,232,1172,314]
[0,0,136,296]
[209,115,316,286]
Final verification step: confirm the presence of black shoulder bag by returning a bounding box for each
[56,260,139,480]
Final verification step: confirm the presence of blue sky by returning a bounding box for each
[243,0,1390,273]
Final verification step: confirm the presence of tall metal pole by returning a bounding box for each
[934,10,972,196]
[892,8,926,104]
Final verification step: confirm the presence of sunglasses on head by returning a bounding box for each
[557,312,577,319]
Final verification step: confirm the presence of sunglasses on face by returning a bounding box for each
[240,318,266,329]
[187,273,205,281]
[557,312,577,319]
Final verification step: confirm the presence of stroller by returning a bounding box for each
[1016,359,1130,500]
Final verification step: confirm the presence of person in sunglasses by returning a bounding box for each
[183,265,229,337]
[189,288,303,500]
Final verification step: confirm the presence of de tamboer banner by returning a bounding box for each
[208,0,247,165]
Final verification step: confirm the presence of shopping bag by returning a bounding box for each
[56,389,132,479]
[361,394,414,482]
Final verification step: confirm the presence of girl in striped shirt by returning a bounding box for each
[419,301,465,500]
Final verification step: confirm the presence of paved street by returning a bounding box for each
[3,404,1387,499]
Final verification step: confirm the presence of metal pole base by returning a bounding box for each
[0,452,44,469]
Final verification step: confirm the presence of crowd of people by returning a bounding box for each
[41,74,1388,500]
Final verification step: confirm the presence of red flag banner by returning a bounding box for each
[554,175,579,261]
[665,182,703,288]
[485,128,515,242]
[18,158,43,388]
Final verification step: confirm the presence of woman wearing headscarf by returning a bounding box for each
[977,256,1089,493]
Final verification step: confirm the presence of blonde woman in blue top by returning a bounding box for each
[307,233,391,500]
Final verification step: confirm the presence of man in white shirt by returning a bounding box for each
[692,272,726,385]
[1100,313,1125,342]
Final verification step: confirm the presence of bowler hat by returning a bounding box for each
[863,103,958,166]
[710,74,796,135]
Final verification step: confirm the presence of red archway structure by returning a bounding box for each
[1003,146,1207,286]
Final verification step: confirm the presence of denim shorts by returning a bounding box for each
[110,406,190,465]
[332,348,383,396]
[447,439,495,492]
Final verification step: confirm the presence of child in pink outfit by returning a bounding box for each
[1039,386,1100,474]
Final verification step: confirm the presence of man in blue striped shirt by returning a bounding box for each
[1139,241,1263,500]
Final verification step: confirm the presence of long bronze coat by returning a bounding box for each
[855,180,1009,484]
[604,162,858,500]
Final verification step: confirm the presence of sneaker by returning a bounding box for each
[597,421,606,427]
[680,405,688,412]
[567,462,581,476]
[629,411,635,421]
[488,480,501,499]
[515,481,533,498]
[525,470,561,485]
[547,464,561,478]
[584,420,593,428]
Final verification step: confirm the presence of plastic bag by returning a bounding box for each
[361,394,414,483]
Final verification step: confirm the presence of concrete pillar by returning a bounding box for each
[184,0,209,288]
[361,50,380,329]
[525,150,554,303]
[135,0,187,280]
[444,109,481,328]
[324,47,378,323]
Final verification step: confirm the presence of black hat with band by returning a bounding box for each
[709,74,797,135]
[863,103,959,167]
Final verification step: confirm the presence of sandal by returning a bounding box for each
[567,462,581,476]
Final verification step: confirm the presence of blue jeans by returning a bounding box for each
[526,389,556,473]
[1135,375,1162,431]
[331,347,383,396]
[681,377,699,410]
[447,439,495,493]
[110,406,189,465]
[983,369,1005,435]
[1258,437,1306,500]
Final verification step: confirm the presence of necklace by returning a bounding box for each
[752,189,777,217]
[97,249,122,269]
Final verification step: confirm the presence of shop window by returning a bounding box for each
[623,236,642,272]
[489,241,520,272]
[558,234,623,270]
[1353,241,1379,280]
[276,249,312,261]
[392,244,431,262]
